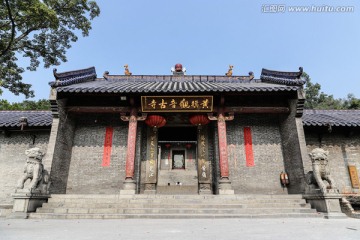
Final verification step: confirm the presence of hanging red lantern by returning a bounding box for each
[189,114,210,126]
[185,143,192,149]
[165,143,171,149]
[145,115,166,129]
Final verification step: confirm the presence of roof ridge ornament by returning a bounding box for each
[103,71,109,80]
[171,63,186,76]
[124,64,132,76]
[225,65,233,76]
[238,71,255,81]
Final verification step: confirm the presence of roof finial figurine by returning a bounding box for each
[171,63,186,76]
[226,65,233,76]
[124,64,132,76]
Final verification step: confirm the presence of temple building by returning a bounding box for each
[0,64,359,218]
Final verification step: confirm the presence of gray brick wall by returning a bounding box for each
[0,131,49,203]
[304,129,360,194]
[66,114,128,194]
[226,114,287,194]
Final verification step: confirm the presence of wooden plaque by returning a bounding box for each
[141,96,213,112]
[348,166,360,189]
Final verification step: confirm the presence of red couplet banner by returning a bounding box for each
[102,127,114,167]
[244,127,254,167]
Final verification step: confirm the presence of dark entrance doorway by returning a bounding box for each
[158,126,197,142]
[156,126,198,194]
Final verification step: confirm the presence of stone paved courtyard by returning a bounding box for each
[0,218,359,240]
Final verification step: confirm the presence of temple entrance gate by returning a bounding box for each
[142,118,213,195]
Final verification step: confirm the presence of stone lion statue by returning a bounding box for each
[306,148,337,194]
[16,148,50,193]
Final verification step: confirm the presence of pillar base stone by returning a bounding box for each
[120,190,136,195]
[120,179,136,195]
[218,178,234,195]
[199,183,212,195]
[144,183,156,194]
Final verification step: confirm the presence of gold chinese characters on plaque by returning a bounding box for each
[141,96,213,112]
[348,165,359,189]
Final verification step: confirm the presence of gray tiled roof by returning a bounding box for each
[1,110,359,129]
[56,77,300,94]
[302,109,360,127]
[0,111,52,127]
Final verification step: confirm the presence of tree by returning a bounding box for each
[302,72,360,110]
[302,72,322,109]
[0,99,51,110]
[0,0,100,98]
[343,94,360,109]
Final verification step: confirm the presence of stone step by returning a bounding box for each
[48,194,305,200]
[46,200,308,207]
[29,194,320,219]
[42,202,310,209]
[47,197,307,204]
[29,212,323,219]
[36,207,317,214]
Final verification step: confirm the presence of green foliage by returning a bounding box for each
[343,94,360,109]
[0,0,100,98]
[302,72,360,110]
[0,99,50,110]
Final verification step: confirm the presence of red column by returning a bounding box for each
[125,108,137,179]
[217,111,229,178]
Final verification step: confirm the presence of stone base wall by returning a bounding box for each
[0,132,49,204]
[304,128,360,194]
[66,114,128,194]
[226,114,287,194]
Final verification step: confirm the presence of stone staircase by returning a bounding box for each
[29,194,323,219]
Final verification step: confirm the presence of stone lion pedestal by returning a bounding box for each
[303,148,347,219]
[10,191,50,219]
[303,192,345,219]
[8,148,51,219]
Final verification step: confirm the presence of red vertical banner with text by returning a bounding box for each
[244,127,254,167]
[102,127,114,167]
[217,115,229,178]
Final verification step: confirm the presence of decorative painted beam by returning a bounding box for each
[66,106,130,113]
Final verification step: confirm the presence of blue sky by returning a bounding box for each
[2,0,360,102]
